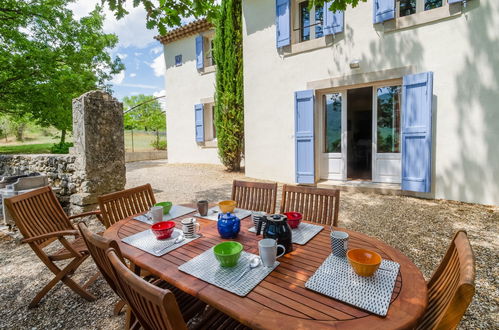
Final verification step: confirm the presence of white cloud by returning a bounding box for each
[68,1,158,49]
[129,73,137,78]
[134,52,143,57]
[150,54,165,77]
[150,46,163,54]
[111,71,125,84]
[116,53,128,60]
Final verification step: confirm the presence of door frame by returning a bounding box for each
[316,88,347,181]
[315,78,402,183]
[371,79,403,183]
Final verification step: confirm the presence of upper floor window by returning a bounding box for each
[295,0,323,44]
[399,0,444,18]
[195,31,216,73]
[204,36,215,67]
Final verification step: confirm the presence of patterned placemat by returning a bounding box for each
[178,248,279,296]
[133,205,196,224]
[193,207,252,221]
[121,228,199,257]
[305,254,400,316]
[248,222,323,245]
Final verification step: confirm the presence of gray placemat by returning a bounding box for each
[178,248,279,296]
[121,228,199,257]
[305,254,400,316]
[248,222,323,245]
[193,207,252,221]
[133,205,196,224]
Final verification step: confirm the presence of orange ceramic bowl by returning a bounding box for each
[218,200,237,213]
[347,248,382,277]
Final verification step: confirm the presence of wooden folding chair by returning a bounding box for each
[416,230,476,330]
[78,223,205,325]
[4,186,102,308]
[98,184,156,228]
[107,249,250,330]
[280,184,340,227]
[231,180,278,214]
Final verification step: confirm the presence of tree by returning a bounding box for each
[213,0,244,171]
[100,0,366,33]
[123,94,166,150]
[0,0,124,144]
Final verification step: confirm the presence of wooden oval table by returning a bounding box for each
[104,206,428,329]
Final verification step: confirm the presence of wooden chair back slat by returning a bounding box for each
[416,230,475,330]
[5,186,73,245]
[107,249,188,330]
[231,180,277,214]
[77,223,123,296]
[98,184,157,228]
[280,185,340,227]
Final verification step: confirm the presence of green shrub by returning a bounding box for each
[151,140,167,150]
[50,142,73,154]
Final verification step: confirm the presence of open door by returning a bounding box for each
[372,84,402,183]
[320,92,346,180]
[401,72,433,193]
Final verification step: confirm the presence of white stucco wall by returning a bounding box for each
[163,34,220,164]
[242,0,499,205]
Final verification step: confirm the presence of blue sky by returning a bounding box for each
[69,1,167,103]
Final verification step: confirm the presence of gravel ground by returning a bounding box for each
[0,160,497,329]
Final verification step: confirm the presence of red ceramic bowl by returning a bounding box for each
[151,221,176,239]
[284,212,302,229]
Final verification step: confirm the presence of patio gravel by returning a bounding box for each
[0,160,497,329]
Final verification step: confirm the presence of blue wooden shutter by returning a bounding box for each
[195,35,204,69]
[323,2,344,35]
[295,90,315,184]
[401,72,433,193]
[373,0,395,24]
[194,104,204,142]
[276,0,291,48]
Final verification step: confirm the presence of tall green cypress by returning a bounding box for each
[213,0,244,171]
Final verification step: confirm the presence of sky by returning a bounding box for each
[68,1,167,104]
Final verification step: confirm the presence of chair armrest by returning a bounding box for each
[68,210,101,220]
[21,230,79,243]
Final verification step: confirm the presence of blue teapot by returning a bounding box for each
[217,212,240,239]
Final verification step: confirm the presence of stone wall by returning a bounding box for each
[0,90,126,216]
[0,154,83,207]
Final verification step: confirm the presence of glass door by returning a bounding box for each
[319,92,346,180]
[372,85,402,183]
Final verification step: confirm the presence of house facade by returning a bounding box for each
[158,0,499,206]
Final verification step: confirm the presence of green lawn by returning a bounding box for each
[0,143,53,154]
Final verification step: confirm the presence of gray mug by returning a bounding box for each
[331,231,349,257]
[197,200,209,216]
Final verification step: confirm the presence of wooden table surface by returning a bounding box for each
[104,206,428,330]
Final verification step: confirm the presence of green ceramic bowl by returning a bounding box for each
[213,241,243,267]
[155,202,173,215]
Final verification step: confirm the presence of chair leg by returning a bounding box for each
[30,255,96,308]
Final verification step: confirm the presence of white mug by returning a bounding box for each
[148,206,163,223]
[181,217,201,237]
[258,238,285,268]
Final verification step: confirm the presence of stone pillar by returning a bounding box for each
[70,90,126,213]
